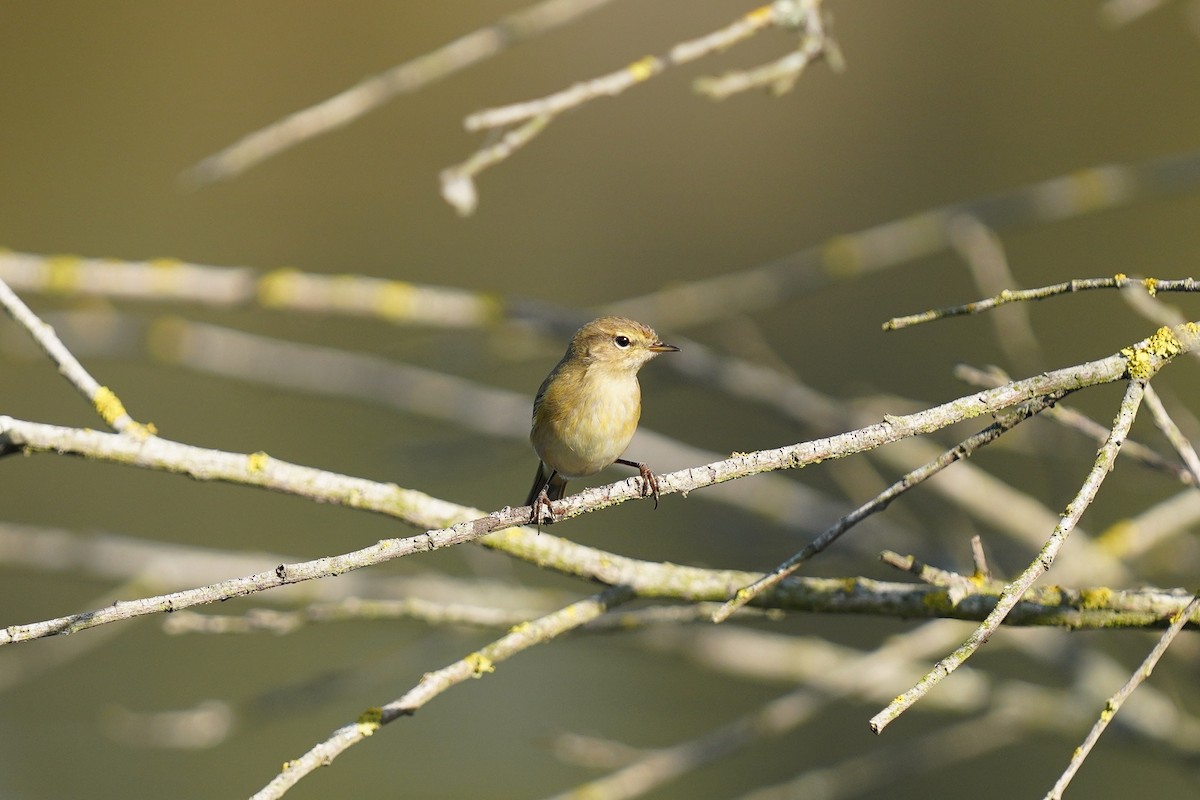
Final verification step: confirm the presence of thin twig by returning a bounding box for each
[1044,593,1200,800]
[947,214,1043,372]
[182,0,619,186]
[969,535,990,579]
[693,0,840,99]
[884,275,1200,331]
[443,1,835,213]
[1142,383,1200,484]
[879,550,988,606]
[711,391,1069,622]
[869,378,1149,734]
[0,277,146,434]
[954,364,1195,486]
[612,151,1200,330]
[250,585,634,800]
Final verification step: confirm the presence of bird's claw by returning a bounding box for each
[637,464,662,510]
[531,488,555,531]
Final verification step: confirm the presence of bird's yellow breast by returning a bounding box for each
[531,364,641,479]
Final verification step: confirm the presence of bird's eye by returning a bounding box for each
[614,335,631,348]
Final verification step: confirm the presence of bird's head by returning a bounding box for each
[571,316,679,374]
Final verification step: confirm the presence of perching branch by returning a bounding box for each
[711,389,1072,622]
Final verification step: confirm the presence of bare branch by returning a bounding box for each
[870,378,1150,733]
[0,276,148,435]
[182,0,619,187]
[1045,594,1200,799]
[250,585,634,800]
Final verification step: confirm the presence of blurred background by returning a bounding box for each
[3,2,1200,798]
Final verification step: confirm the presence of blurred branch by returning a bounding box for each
[947,214,1044,372]
[0,520,560,612]
[611,149,1200,329]
[10,151,1200,335]
[138,318,852,529]
[1143,382,1200,483]
[10,440,1199,643]
[1101,0,1171,26]
[0,250,499,327]
[161,597,545,635]
[442,0,838,214]
[250,585,635,800]
[182,0,620,187]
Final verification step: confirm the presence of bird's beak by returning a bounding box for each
[650,341,680,353]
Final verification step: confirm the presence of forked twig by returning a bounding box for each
[711,390,1069,622]
[869,378,1149,733]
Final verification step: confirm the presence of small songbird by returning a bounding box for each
[525,316,679,525]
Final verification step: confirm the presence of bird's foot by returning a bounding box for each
[530,488,556,531]
[636,463,662,510]
[615,458,664,509]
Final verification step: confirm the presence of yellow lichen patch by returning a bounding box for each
[45,254,83,292]
[465,652,495,677]
[821,235,862,277]
[147,258,184,294]
[1079,587,1113,610]
[627,56,659,82]
[247,451,271,473]
[476,293,504,324]
[355,707,383,736]
[1036,585,1064,607]
[123,420,157,440]
[93,386,128,427]
[507,621,531,636]
[1112,272,1127,283]
[1141,277,1158,297]
[1065,167,1121,211]
[374,281,415,321]
[1095,520,1134,557]
[145,316,188,363]
[746,5,774,25]
[257,268,301,307]
[921,590,952,612]
[1121,326,1182,379]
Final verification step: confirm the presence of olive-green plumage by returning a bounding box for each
[525,316,678,515]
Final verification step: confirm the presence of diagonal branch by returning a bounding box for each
[0,276,147,435]
[1044,593,1200,799]
[869,378,1149,734]
[711,389,1071,622]
[249,585,635,800]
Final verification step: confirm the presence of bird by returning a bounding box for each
[525,316,679,526]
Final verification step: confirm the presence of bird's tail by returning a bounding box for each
[525,462,569,506]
